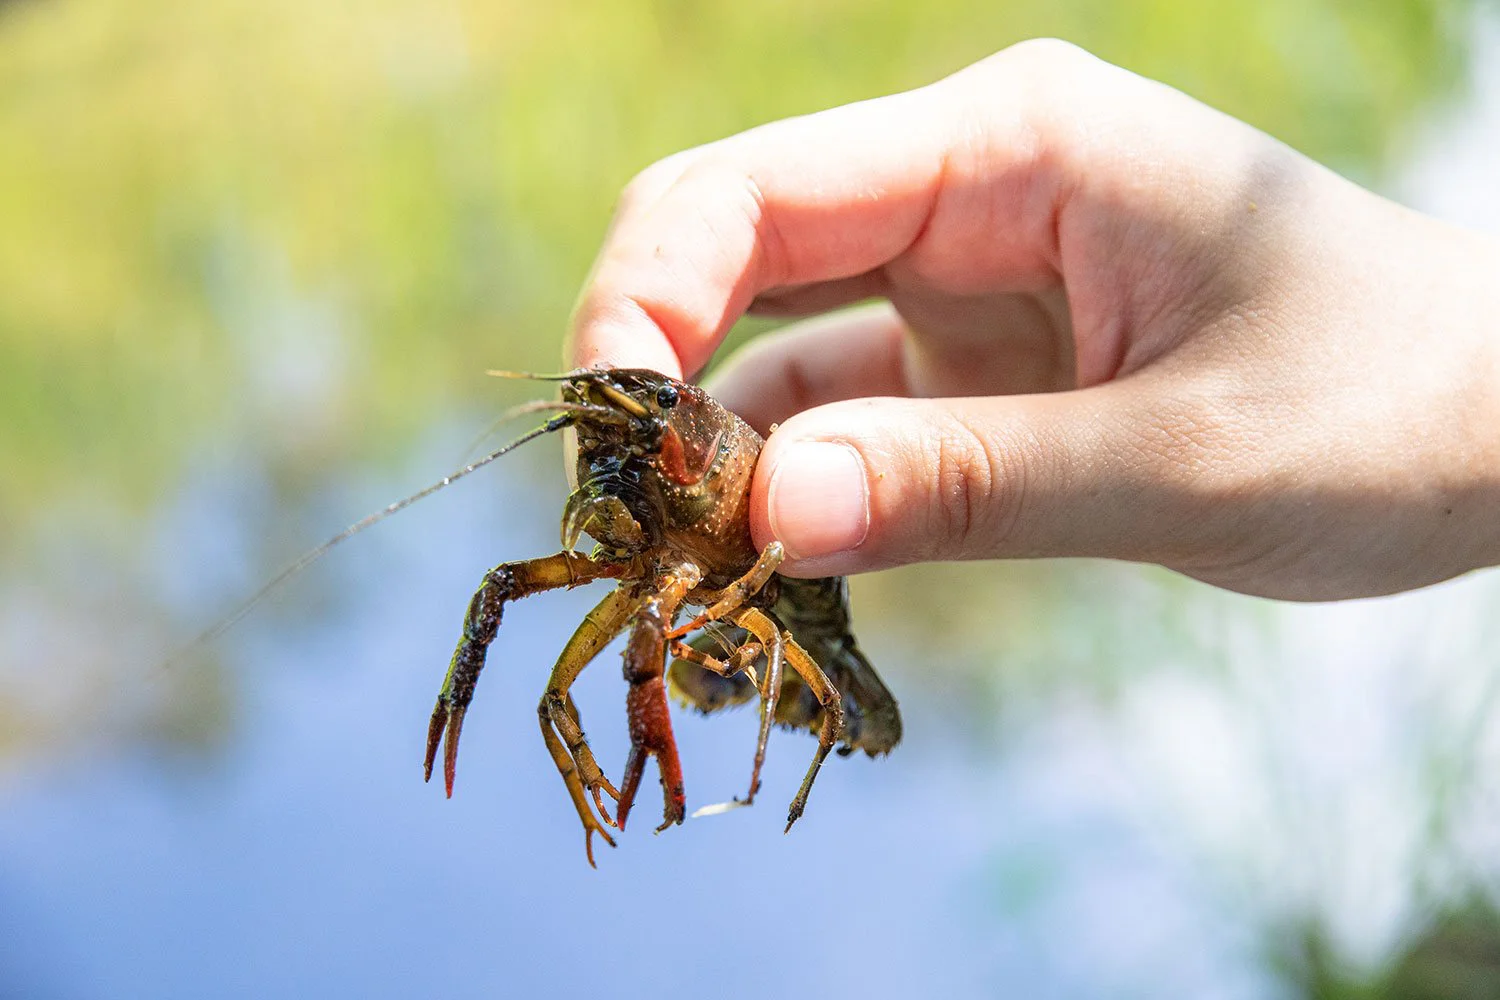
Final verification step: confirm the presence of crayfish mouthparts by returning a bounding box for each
[560,490,645,554]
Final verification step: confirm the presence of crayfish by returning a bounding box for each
[424,368,902,865]
[181,367,901,866]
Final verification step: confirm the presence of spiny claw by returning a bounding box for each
[654,803,684,835]
[614,744,682,834]
[442,706,466,796]
[423,700,447,783]
[615,749,646,833]
[422,700,467,797]
[654,777,686,834]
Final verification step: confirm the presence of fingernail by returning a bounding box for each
[766,441,870,560]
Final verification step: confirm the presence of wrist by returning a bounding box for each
[1464,237,1500,574]
[1420,223,1500,581]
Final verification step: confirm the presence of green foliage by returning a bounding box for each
[1276,900,1500,999]
[0,0,1476,531]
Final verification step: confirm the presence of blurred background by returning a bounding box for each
[3,0,1500,996]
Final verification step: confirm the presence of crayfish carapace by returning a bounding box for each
[424,368,901,865]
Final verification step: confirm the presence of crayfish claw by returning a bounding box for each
[614,747,647,833]
[441,705,467,797]
[654,800,684,835]
[423,700,447,783]
[423,700,467,798]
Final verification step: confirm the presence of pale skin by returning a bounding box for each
[568,39,1500,601]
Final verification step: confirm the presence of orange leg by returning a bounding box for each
[733,607,845,832]
[736,609,785,806]
[665,542,783,640]
[537,694,616,868]
[668,638,763,688]
[537,586,648,866]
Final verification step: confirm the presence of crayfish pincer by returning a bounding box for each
[423,368,903,866]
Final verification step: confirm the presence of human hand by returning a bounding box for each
[568,39,1500,600]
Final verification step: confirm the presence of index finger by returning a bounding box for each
[566,49,1061,378]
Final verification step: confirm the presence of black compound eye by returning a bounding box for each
[655,384,679,409]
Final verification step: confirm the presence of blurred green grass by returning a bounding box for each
[0,0,1476,537]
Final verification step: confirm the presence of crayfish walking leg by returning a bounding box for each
[425,551,634,796]
[538,586,648,867]
[666,542,783,640]
[668,638,763,690]
[733,606,845,832]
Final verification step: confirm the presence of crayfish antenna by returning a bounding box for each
[164,415,574,670]
[483,368,595,381]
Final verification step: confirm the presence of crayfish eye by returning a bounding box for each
[655,384,679,409]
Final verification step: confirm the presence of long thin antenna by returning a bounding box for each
[484,368,598,382]
[456,400,627,463]
[167,414,572,666]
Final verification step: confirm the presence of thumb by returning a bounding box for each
[749,386,1211,576]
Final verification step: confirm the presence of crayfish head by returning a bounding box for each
[553,369,723,555]
[493,366,759,563]
[559,368,734,491]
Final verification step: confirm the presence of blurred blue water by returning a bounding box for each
[0,440,1278,1000]
[5,14,1500,999]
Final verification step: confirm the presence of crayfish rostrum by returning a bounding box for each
[424,368,902,865]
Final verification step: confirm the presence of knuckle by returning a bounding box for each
[922,410,1028,558]
[617,150,697,216]
[616,171,658,217]
[977,37,1097,87]
[667,154,786,287]
[945,38,1116,179]
[673,152,745,192]
[1001,37,1094,70]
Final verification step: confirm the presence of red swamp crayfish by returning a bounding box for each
[188,367,901,867]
